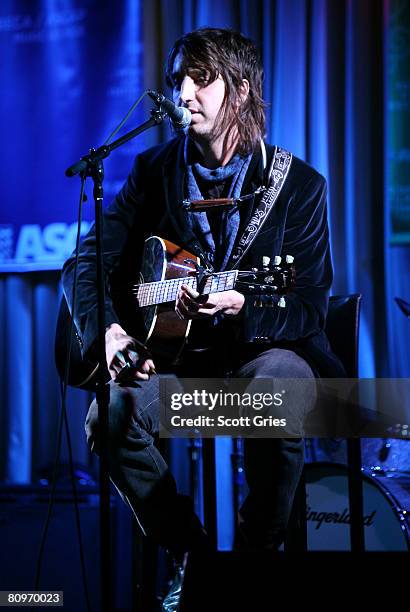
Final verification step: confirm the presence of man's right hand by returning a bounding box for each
[105,323,156,381]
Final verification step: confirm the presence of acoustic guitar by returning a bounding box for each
[55,236,295,389]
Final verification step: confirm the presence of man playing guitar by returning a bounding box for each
[60,27,344,609]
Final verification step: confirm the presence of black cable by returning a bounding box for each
[62,379,92,612]
[35,89,150,608]
[35,177,91,612]
[103,90,148,145]
[33,371,65,589]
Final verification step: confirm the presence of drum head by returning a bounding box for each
[305,463,409,551]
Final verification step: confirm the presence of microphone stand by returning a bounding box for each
[65,108,166,612]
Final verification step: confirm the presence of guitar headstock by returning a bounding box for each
[236,255,296,307]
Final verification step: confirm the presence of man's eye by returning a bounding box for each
[188,70,210,86]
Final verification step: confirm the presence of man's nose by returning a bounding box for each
[179,76,195,104]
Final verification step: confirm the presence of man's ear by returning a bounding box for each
[239,79,250,104]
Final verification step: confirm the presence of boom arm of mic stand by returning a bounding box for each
[65,109,167,177]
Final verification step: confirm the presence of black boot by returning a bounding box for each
[161,552,189,612]
[160,496,211,611]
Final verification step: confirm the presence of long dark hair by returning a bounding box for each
[166,28,266,155]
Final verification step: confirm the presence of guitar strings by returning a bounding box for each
[133,271,236,306]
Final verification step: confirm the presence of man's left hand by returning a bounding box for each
[175,284,245,319]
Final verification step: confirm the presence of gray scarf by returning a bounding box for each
[184,137,252,271]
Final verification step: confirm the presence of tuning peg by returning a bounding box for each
[274,256,281,266]
[262,256,270,267]
[278,296,286,308]
[285,255,294,264]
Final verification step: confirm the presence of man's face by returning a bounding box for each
[171,51,226,142]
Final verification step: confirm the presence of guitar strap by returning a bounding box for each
[228,146,293,270]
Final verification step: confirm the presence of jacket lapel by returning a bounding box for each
[162,137,187,242]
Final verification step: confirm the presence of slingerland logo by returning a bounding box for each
[306,505,376,530]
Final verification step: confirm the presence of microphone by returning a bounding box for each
[147,90,191,129]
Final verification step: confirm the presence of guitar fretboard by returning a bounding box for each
[134,271,238,307]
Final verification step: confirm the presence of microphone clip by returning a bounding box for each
[147,89,191,129]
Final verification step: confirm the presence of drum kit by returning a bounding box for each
[304,298,410,551]
[304,438,410,551]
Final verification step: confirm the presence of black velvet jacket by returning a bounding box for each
[62,136,345,377]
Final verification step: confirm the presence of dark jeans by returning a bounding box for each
[85,348,316,553]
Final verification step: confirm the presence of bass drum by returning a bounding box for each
[305,463,410,551]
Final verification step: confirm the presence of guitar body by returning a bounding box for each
[55,236,199,390]
[139,236,198,359]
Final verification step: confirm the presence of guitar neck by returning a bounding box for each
[134,270,238,307]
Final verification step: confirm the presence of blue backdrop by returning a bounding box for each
[0,0,145,271]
